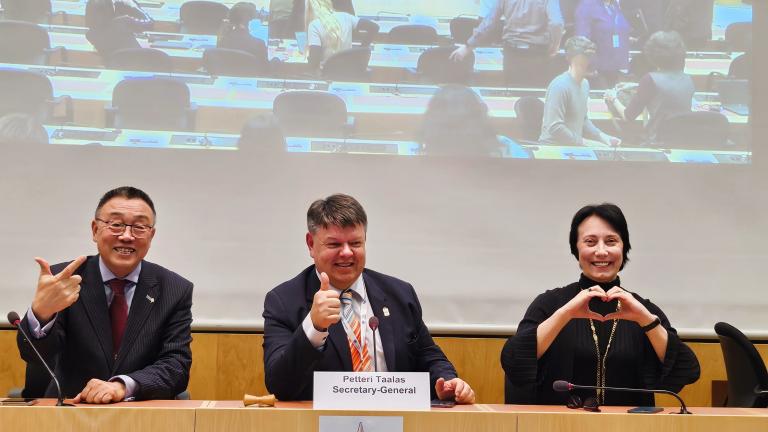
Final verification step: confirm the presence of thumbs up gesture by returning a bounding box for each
[309,272,341,331]
[31,256,86,324]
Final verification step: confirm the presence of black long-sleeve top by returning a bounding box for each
[502,274,700,406]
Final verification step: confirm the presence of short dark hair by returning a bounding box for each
[644,31,687,71]
[569,203,631,270]
[96,186,156,218]
[565,36,596,61]
[307,194,367,234]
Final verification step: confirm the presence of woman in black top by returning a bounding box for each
[502,203,700,406]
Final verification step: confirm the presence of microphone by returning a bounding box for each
[552,380,691,414]
[7,311,73,407]
[368,316,379,372]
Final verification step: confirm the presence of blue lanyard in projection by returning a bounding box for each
[340,288,368,361]
[604,1,622,49]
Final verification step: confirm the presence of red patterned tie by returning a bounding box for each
[108,279,128,358]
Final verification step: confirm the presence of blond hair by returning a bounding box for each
[306,0,342,55]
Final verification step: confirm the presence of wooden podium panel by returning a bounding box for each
[0,399,200,432]
[196,401,516,432]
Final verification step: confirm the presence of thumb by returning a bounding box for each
[35,257,52,277]
[319,272,330,291]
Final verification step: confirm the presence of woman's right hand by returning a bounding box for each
[558,285,608,321]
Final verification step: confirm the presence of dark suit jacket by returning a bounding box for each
[263,265,457,401]
[17,255,193,400]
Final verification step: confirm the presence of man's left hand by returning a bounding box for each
[435,377,476,404]
[73,379,126,404]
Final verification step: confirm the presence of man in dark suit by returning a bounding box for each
[263,193,475,403]
[16,186,192,403]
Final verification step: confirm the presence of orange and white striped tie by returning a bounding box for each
[341,290,372,372]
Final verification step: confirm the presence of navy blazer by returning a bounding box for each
[263,265,457,401]
[17,255,193,400]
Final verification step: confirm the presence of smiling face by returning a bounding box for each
[92,197,155,278]
[306,223,366,289]
[576,215,624,283]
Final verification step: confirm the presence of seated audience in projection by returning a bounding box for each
[420,84,529,158]
[15,186,193,402]
[502,203,700,406]
[218,2,269,59]
[305,0,378,70]
[262,194,476,403]
[85,0,154,57]
[574,0,631,88]
[450,0,565,87]
[604,31,695,145]
[539,37,620,147]
[0,113,49,146]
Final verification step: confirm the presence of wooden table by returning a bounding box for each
[1,399,765,432]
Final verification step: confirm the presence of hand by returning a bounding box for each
[603,135,621,147]
[309,272,341,331]
[604,89,617,103]
[449,45,470,62]
[602,287,655,325]
[73,379,126,404]
[558,285,609,322]
[31,256,86,324]
[435,377,476,404]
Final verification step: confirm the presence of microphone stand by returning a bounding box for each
[562,382,691,414]
[10,314,73,407]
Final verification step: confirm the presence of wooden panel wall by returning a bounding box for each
[2,330,767,407]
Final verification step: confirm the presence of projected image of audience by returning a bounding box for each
[0,0,752,164]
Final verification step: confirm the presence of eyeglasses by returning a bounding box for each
[95,218,153,238]
[566,395,601,412]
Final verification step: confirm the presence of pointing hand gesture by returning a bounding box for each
[31,256,86,324]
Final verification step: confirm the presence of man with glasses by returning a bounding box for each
[263,193,476,404]
[16,186,193,403]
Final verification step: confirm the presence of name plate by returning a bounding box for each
[313,372,430,411]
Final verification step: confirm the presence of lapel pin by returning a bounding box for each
[146,294,155,303]
[382,307,390,317]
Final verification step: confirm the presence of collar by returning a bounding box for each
[99,256,141,285]
[314,268,366,299]
[578,273,621,291]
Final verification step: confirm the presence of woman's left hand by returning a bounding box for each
[602,287,656,326]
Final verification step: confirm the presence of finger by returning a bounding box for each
[319,272,330,291]
[453,380,465,395]
[605,287,624,296]
[603,312,624,321]
[434,377,445,393]
[56,256,86,280]
[35,257,52,277]
[100,391,113,404]
[73,393,82,404]
[325,314,341,323]
[587,311,607,321]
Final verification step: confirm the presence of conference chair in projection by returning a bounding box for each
[513,96,545,143]
[655,111,731,150]
[321,47,371,82]
[706,52,751,92]
[272,91,354,138]
[449,17,480,45]
[0,20,67,65]
[106,77,197,131]
[387,24,439,46]
[179,0,229,35]
[714,322,768,408]
[0,0,66,25]
[724,22,752,53]
[106,47,174,73]
[203,47,270,78]
[414,46,474,85]
[0,69,73,124]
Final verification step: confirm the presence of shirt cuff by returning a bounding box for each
[302,314,329,350]
[25,307,56,339]
[110,375,138,401]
